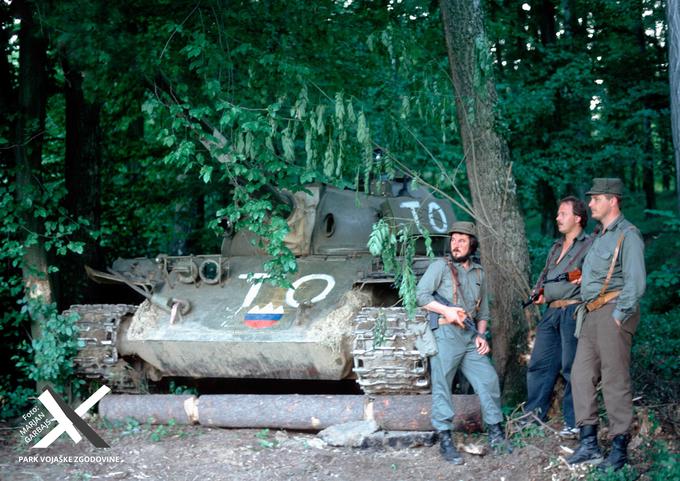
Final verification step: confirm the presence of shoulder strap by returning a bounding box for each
[562,235,594,273]
[445,257,459,304]
[446,258,483,316]
[536,242,561,289]
[598,227,634,296]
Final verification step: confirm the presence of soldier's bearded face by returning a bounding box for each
[450,234,471,261]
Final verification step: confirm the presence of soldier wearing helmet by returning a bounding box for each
[416,221,510,464]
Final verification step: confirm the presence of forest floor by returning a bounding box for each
[1,414,676,481]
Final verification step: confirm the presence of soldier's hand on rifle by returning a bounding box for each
[475,335,490,356]
[534,293,545,305]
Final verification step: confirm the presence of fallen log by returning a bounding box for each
[98,394,482,432]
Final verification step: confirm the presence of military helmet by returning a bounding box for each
[448,221,477,238]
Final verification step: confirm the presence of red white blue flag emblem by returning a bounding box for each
[244,303,284,328]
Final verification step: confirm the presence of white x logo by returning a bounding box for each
[33,385,110,449]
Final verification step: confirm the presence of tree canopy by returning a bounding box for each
[1,0,678,428]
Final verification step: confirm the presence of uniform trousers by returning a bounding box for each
[525,304,578,426]
[430,324,503,431]
[571,303,640,436]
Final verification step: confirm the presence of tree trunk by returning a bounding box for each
[0,2,16,171]
[60,54,104,307]
[668,0,680,213]
[537,0,556,47]
[538,179,558,236]
[636,4,656,211]
[439,0,534,400]
[15,1,52,322]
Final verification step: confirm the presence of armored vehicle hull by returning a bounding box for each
[73,182,456,394]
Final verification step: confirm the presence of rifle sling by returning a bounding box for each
[597,229,629,298]
[445,258,481,318]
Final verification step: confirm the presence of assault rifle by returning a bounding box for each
[428,293,481,337]
[544,268,582,284]
[522,288,544,308]
[522,268,582,308]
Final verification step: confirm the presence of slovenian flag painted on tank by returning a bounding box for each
[244,303,285,328]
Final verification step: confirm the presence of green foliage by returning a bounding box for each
[583,437,679,481]
[167,381,198,396]
[0,378,34,419]
[639,440,680,481]
[489,0,671,231]
[13,300,83,394]
[643,210,680,310]
[0,161,89,417]
[1,0,677,424]
[150,418,177,442]
[368,218,434,316]
[255,428,279,449]
[631,308,680,402]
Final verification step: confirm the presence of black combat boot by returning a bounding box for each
[566,424,603,465]
[597,434,630,472]
[438,430,463,464]
[487,423,512,454]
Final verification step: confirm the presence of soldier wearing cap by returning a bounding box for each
[416,221,509,464]
[566,178,646,472]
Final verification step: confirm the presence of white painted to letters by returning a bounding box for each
[427,202,448,233]
[399,201,421,232]
[285,274,336,308]
[238,273,336,309]
[238,273,271,307]
[400,200,448,233]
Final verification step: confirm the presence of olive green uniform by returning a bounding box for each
[416,258,503,431]
[572,214,645,436]
[541,231,591,302]
[524,231,591,427]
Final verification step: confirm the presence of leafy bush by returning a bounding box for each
[643,210,680,313]
[0,376,34,419]
[631,308,680,403]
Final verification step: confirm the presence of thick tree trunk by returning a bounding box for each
[439,0,533,399]
[668,0,680,213]
[60,55,104,307]
[15,1,52,317]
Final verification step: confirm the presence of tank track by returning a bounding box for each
[352,307,431,394]
[65,304,143,393]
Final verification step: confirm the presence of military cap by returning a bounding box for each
[448,221,477,237]
[586,178,624,197]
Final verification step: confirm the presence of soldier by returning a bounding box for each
[523,196,591,438]
[416,221,509,464]
[566,178,646,472]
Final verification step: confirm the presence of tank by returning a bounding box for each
[68,178,456,394]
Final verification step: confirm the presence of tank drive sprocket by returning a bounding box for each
[351,307,431,394]
[66,304,144,393]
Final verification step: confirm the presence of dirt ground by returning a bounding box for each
[1,416,671,481]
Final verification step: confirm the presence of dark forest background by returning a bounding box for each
[1,2,678,471]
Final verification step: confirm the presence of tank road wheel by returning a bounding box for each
[351,307,431,394]
[64,304,145,393]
